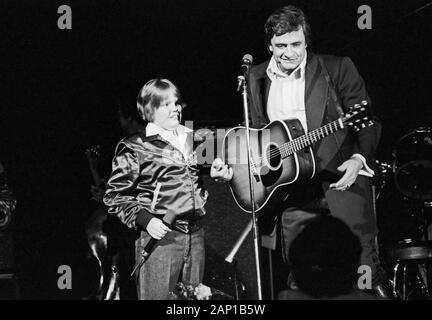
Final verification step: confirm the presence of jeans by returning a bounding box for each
[135,227,205,300]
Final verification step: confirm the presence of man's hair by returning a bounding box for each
[136,78,180,122]
[264,5,311,46]
[289,215,362,298]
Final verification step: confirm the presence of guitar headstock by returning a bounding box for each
[343,101,375,132]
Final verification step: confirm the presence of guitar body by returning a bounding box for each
[222,119,315,213]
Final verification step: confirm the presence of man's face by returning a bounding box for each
[268,27,307,74]
[152,92,181,131]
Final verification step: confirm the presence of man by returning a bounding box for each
[103,79,209,299]
[212,5,390,297]
[90,101,147,203]
[85,100,147,300]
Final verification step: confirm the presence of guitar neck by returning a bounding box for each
[280,118,344,158]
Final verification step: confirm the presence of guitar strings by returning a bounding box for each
[250,120,341,165]
[249,106,365,165]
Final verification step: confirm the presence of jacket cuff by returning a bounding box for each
[135,210,154,230]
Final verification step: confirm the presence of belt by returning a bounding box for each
[173,219,202,234]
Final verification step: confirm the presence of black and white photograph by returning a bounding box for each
[0,0,431,306]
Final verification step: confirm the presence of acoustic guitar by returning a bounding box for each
[222,101,374,213]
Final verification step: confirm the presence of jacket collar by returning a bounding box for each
[304,53,329,131]
[141,123,194,159]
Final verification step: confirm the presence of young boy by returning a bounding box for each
[103,79,210,299]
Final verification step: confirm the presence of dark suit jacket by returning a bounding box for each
[247,52,381,176]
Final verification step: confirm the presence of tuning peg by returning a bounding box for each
[361,100,368,106]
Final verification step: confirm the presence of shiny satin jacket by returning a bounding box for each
[103,131,208,229]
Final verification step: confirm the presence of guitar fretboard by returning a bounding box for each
[279,119,344,158]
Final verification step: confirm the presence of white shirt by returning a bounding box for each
[266,52,308,131]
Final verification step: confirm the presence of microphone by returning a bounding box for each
[237,54,253,91]
[130,211,176,276]
[239,54,253,76]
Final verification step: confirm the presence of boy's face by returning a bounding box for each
[152,91,181,131]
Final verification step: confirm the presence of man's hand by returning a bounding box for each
[329,157,363,191]
[210,158,233,182]
[146,217,172,240]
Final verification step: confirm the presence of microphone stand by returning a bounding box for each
[234,74,263,300]
[225,219,252,264]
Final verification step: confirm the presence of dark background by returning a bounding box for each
[0,0,430,299]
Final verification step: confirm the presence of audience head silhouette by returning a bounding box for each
[289,215,362,298]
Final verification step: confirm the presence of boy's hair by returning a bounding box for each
[136,78,179,122]
[289,215,362,298]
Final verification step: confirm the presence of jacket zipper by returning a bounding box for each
[150,182,162,211]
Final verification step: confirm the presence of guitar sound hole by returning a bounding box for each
[261,144,283,186]
[267,144,281,169]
